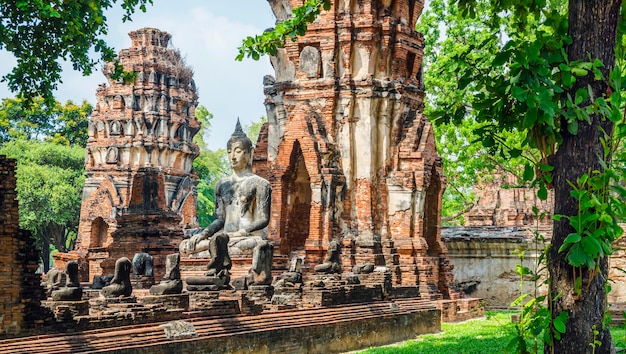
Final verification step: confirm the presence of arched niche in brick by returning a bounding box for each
[90,217,109,249]
[270,105,328,259]
[129,171,165,211]
[279,140,312,255]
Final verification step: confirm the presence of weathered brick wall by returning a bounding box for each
[464,172,554,232]
[0,156,22,334]
[0,156,53,336]
[443,226,547,306]
[259,0,458,299]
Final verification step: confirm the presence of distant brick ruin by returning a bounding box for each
[463,172,553,232]
[440,172,553,305]
[57,28,201,282]
[254,0,458,299]
[444,174,626,308]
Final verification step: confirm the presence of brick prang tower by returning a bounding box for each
[256,0,459,299]
[66,28,200,282]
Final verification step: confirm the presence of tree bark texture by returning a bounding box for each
[548,1,620,353]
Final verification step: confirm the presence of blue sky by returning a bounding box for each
[0,2,277,150]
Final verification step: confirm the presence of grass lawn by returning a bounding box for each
[358,311,626,354]
[613,325,626,349]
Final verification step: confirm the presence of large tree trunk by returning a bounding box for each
[548,1,620,353]
[50,223,69,253]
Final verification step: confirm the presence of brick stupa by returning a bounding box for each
[256,0,458,299]
[57,28,200,282]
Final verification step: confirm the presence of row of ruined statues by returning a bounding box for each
[45,254,183,301]
[44,241,343,302]
[45,122,347,302]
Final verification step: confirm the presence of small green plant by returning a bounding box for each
[507,207,568,353]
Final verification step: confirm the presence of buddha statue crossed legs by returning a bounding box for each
[180,120,274,287]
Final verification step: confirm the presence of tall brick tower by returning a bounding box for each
[256,0,457,299]
[66,28,200,282]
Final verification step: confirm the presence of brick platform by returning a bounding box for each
[0,299,441,354]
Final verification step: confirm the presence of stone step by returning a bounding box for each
[0,299,436,354]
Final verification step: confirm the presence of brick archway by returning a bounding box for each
[268,105,334,264]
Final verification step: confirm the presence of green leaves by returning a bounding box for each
[537,184,548,200]
[0,97,92,147]
[0,139,85,268]
[0,0,153,105]
[236,0,331,61]
[552,311,569,338]
[557,169,623,269]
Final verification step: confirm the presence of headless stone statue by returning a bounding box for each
[180,120,274,286]
[43,268,67,297]
[131,252,155,289]
[101,257,133,298]
[150,253,183,295]
[51,261,83,301]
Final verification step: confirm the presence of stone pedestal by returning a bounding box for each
[355,270,392,295]
[271,286,303,309]
[388,286,420,299]
[187,291,241,316]
[89,296,140,315]
[246,285,274,301]
[139,294,189,311]
[42,300,89,319]
[186,275,230,291]
[219,290,264,315]
[302,284,386,308]
[180,255,289,284]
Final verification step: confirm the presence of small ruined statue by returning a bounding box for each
[43,268,67,297]
[132,252,154,277]
[91,274,114,289]
[150,253,183,295]
[352,263,375,274]
[180,120,274,286]
[51,261,83,301]
[314,239,342,274]
[101,257,133,298]
[131,252,155,289]
[273,257,303,288]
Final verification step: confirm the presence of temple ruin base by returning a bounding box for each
[0,299,452,354]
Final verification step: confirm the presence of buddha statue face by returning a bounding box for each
[228,139,252,172]
[226,120,254,173]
